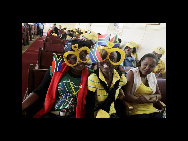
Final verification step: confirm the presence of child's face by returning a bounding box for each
[125,46,133,55]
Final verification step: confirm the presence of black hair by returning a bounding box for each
[138,53,159,67]
[78,40,91,49]
[132,47,137,54]
[68,39,91,49]
[66,39,91,59]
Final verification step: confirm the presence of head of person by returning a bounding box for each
[138,53,159,76]
[82,31,98,48]
[64,39,91,71]
[152,46,165,59]
[59,25,62,29]
[98,42,125,74]
[124,41,134,56]
[66,28,71,34]
[63,26,67,30]
[99,49,118,73]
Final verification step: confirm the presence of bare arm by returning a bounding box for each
[22,93,39,111]
[123,70,140,103]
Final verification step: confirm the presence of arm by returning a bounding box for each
[139,83,162,103]
[123,70,140,103]
[85,90,95,118]
[85,74,97,118]
[22,69,52,111]
[22,93,39,111]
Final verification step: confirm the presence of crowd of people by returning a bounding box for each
[22,24,166,118]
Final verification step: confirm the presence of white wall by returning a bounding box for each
[42,23,166,72]
[119,23,166,72]
[43,23,76,32]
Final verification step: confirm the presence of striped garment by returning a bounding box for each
[110,34,119,47]
[98,34,110,45]
[87,68,127,115]
[89,43,102,63]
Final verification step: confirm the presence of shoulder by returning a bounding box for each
[114,69,127,85]
[128,67,138,74]
[88,73,100,84]
[131,55,135,60]
[88,73,98,80]
[127,69,134,78]
[159,59,165,65]
[126,69,135,83]
[120,73,127,86]
[147,72,157,83]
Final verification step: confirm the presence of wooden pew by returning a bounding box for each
[45,36,62,44]
[22,64,48,117]
[37,47,64,69]
[43,42,65,52]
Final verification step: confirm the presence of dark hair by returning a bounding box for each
[132,47,136,54]
[64,39,92,52]
[77,40,91,49]
[66,39,91,59]
[138,53,159,67]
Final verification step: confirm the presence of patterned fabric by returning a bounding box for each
[98,34,110,45]
[50,69,81,115]
[89,44,102,63]
[50,54,63,72]
[87,68,127,115]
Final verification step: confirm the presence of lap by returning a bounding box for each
[130,112,162,118]
[40,112,76,118]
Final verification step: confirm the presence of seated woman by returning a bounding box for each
[22,39,91,118]
[123,53,162,118]
[85,42,127,118]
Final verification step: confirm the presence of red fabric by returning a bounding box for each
[76,65,88,118]
[47,30,52,36]
[33,62,88,118]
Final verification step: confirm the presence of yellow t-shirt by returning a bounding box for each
[131,81,158,115]
[153,59,165,75]
[88,69,127,116]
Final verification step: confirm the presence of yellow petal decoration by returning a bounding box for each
[108,42,114,48]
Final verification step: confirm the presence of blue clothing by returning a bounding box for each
[120,54,135,74]
[120,54,135,67]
